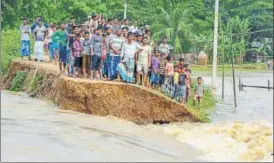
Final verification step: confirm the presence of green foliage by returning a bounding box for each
[1,30,21,75]
[29,75,43,92]
[9,71,27,91]
[1,0,273,62]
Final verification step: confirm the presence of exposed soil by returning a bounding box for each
[2,60,198,124]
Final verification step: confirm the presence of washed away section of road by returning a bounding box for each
[147,121,273,162]
[2,60,199,124]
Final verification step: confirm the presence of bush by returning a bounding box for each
[1,30,21,76]
[9,71,27,91]
[29,75,43,92]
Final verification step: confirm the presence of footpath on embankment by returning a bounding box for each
[2,60,201,124]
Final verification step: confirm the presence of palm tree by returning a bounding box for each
[152,6,193,54]
[222,16,251,64]
[190,34,213,55]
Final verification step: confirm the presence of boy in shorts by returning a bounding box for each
[82,31,92,78]
[72,34,83,77]
[194,77,205,105]
[151,50,160,89]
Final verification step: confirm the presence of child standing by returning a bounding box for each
[82,31,92,78]
[159,53,166,86]
[184,64,192,103]
[101,33,108,80]
[178,66,187,103]
[150,50,160,89]
[163,56,174,97]
[72,34,83,77]
[194,77,205,105]
[172,65,180,101]
[44,36,49,57]
[165,56,174,80]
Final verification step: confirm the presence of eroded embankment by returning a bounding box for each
[2,60,198,124]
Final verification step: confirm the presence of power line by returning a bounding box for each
[224,28,273,36]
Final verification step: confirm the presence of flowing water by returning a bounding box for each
[1,72,273,162]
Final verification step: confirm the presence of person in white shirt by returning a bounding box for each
[116,32,142,83]
[136,37,152,86]
[129,20,138,33]
[89,13,99,34]
[158,36,170,56]
[121,19,130,29]
[20,18,31,60]
[33,20,47,62]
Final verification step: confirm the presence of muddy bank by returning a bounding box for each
[2,60,197,124]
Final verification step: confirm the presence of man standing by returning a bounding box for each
[31,16,48,34]
[48,22,56,62]
[33,20,47,62]
[159,36,170,56]
[90,27,103,80]
[129,20,138,33]
[112,18,121,33]
[51,23,68,71]
[122,27,129,38]
[20,18,31,60]
[98,18,108,32]
[136,37,152,86]
[66,17,75,34]
[89,13,99,34]
[117,32,142,83]
[121,19,130,29]
[108,29,125,80]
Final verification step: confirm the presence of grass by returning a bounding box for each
[29,74,44,92]
[185,80,216,122]
[9,71,27,92]
[159,78,216,122]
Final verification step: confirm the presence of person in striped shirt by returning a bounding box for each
[108,29,125,80]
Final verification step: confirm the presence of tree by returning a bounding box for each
[152,6,193,54]
[222,16,251,64]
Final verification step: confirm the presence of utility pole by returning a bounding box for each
[124,0,127,20]
[0,0,2,76]
[212,0,219,90]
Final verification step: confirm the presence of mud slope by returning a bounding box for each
[3,60,198,124]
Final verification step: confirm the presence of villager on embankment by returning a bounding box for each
[20,14,209,105]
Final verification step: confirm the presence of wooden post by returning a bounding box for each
[230,33,237,108]
[239,78,241,91]
[268,80,270,91]
[221,27,225,99]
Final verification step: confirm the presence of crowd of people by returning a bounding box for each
[19,14,205,105]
